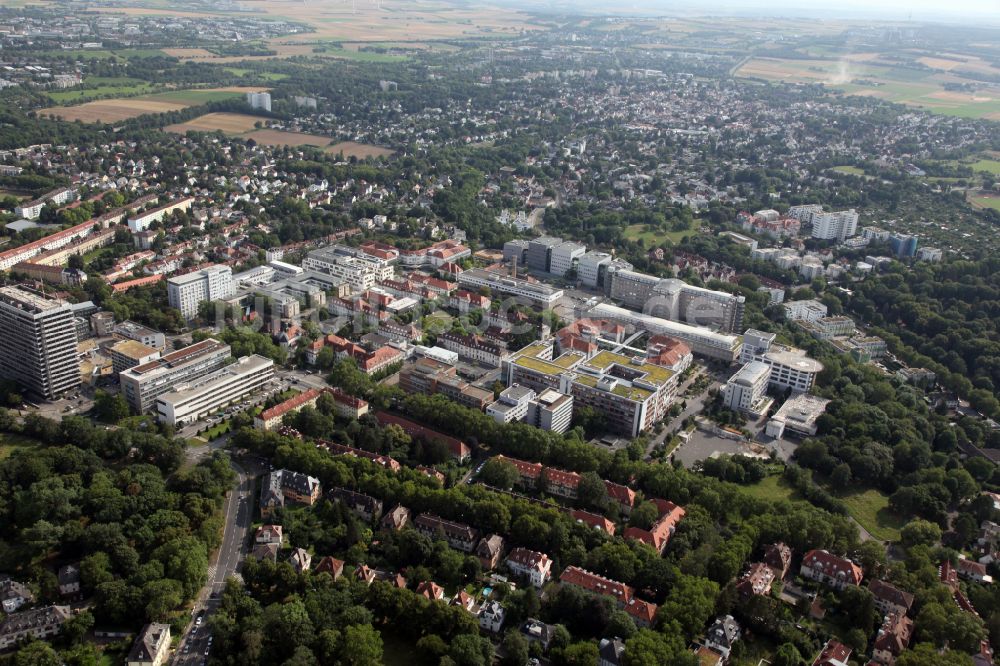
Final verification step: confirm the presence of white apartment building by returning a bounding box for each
[810,209,859,242]
[917,247,943,262]
[167,265,235,318]
[15,187,76,220]
[782,299,828,322]
[127,197,194,233]
[787,204,824,224]
[155,354,274,426]
[246,91,272,112]
[606,269,745,333]
[457,269,563,308]
[723,361,771,414]
[506,548,553,588]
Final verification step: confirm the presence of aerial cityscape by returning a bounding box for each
[0,0,998,665]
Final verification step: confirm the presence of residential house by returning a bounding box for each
[451,590,476,613]
[288,548,312,573]
[375,412,471,462]
[126,623,171,666]
[479,600,506,632]
[413,514,480,552]
[812,640,851,666]
[871,613,913,665]
[251,543,279,562]
[604,481,636,515]
[259,469,322,518]
[0,605,71,650]
[330,487,384,522]
[559,566,659,628]
[417,580,445,602]
[505,548,553,588]
[958,558,994,584]
[869,580,914,618]
[58,564,80,597]
[355,564,378,586]
[704,615,740,661]
[381,505,411,532]
[314,557,344,581]
[599,638,626,666]
[800,550,863,590]
[476,534,505,571]
[571,509,616,535]
[520,618,558,650]
[736,562,775,599]
[623,499,685,554]
[254,525,283,546]
[0,579,33,614]
[764,542,793,579]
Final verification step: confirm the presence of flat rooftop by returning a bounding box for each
[110,339,158,361]
[0,285,68,313]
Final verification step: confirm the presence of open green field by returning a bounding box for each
[223,68,289,81]
[836,488,904,541]
[969,159,1000,176]
[737,54,1000,120]
[971,194,1000,211]
[47,78,154,102]
[36,48,167,60]
[830,165,866,176]
[739,474,797,503]
[0,432,43,461]
[623,223,695,245]
[148,89,247,104]
[313,46,409,63]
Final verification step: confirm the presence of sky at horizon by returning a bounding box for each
[504,0,1000,23]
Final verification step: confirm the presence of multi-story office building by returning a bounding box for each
[438,332,508,367]
[587,303,742,362]
[796,316,856,341]
[167,265,235,318]
[155,354,274,426]
[549,241,586,277]
[810,209,859,242]
[0,286,79,399]
[127,197,194,233]
[889,234,918,259]
[399,357,494,410]
[782,299,828,322]
[502,240,529,267]
[302,245,394,291]
[577,251,612,288]
[740,329,823,394]
[916,247,942,262]
[526,237,563,272]
[503,343,676,437]
[109,340,160,376]
[487,385,536,424]
[457,268,563,308]
[605,269,744,332]
[119,338,231,413]
[114,320,166,350]
[723,362,771,415]
[526,388,573,433]
[787,204,824,224]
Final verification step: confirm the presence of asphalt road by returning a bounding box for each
[172,459,253,665]
[644,368,720,459]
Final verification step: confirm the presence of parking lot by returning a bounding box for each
[672,424,772,468]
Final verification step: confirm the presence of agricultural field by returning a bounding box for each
[164,112,264,134]
[38,87,268,123]
[165,113,395,158]
[970,192,1000,211]
[737,52,1000,120]
[46,77,154,103]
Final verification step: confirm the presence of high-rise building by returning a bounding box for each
[246,91,272,112]
[526,237,563,272]
[119,338,231,413]
[889,234,918,259]
[810,209,859,242]
[0,286,79,399]
[167,265,235,318]
[722,362,771,414]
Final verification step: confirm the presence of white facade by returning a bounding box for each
[0,286,79,399]
[578,251,612,288]
[487,385,536,424]
[457,269,563,308]
[740,329,822,394]
[526,388,574,433]
[127,198,193,233]
[587,303,742,362]
[723,361,770,414]
[155,354,274,426]
[782,299,828,322]
[246,91,272,112]
[549,241,586,277]
[302,247,393,292]
[811,209,858,242]
[167,265,235,318]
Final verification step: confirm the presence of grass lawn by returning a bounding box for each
[971,195,1000,211]
[740,474,800,503]
[47,82,154,102]
[223,68,288,81]
[623,223,695,245]
[315,47,408,63]
[147,90,244,104]
[968,159,1000,176]
[836,488,905,541]
[202,421,231,441]
[0,432,43,460]
[831,165,866,176]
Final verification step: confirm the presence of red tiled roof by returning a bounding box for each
[259,388,321,422]
[495,455,543,480]
[604,480,635,509]
[376,412,470,460]
[570,509,616,535]
[560,566,633,603]
[802,550,863,587]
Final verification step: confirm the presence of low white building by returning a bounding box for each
[487,385,536,424]
[155,354,274,426]
[478,600,506,633]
